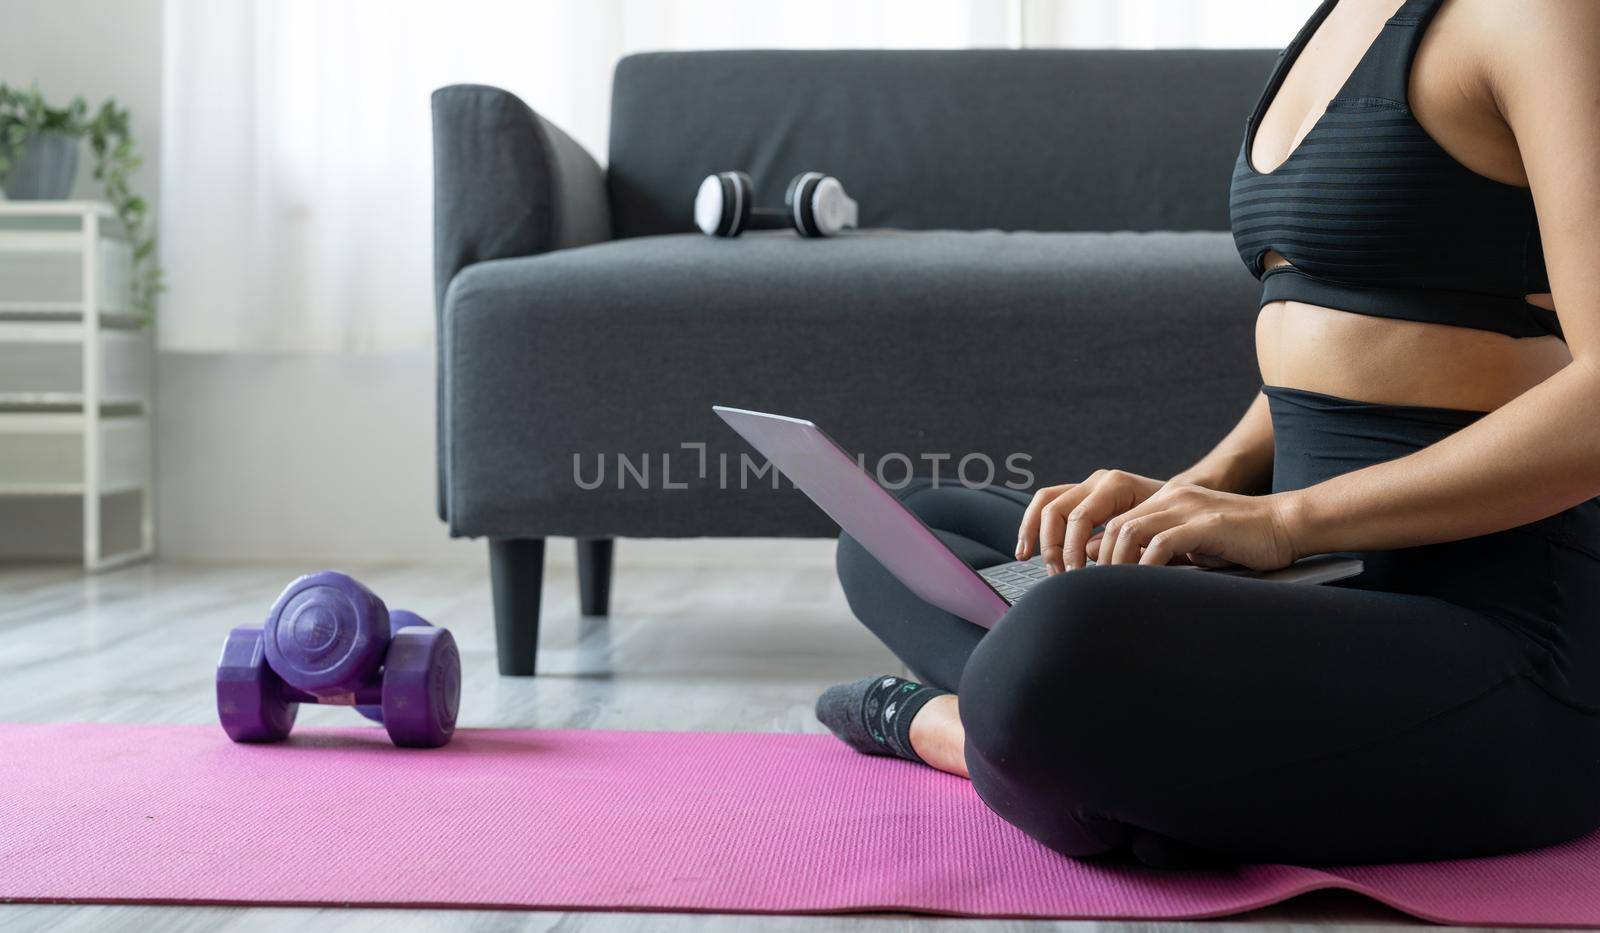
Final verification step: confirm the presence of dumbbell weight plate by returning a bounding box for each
[380,626,462,748]
[263,571,390,696]
[356,610,431,723]
[216,625,299,742]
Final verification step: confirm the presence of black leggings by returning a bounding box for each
[836,387,1600,866]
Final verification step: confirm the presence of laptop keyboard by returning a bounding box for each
[977,555,1055,604]
[976,554,1356,603]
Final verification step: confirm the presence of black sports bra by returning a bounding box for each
[1229,0,1559,339]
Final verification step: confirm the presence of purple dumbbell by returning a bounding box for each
[355,609,432,724]
[215,571,461,748]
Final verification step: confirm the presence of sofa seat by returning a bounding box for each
[442,229,1261,539]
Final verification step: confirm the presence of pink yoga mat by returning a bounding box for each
[2,722,1595,924]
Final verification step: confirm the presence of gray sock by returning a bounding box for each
[815,674,948,764]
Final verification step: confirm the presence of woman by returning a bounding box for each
[815,0,1600,867]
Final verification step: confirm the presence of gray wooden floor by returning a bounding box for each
[0,555,1494,932]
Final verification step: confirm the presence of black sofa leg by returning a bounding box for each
[577,537,614,616]
[489,537,545,676]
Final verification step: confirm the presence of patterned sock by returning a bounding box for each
[815,674,949,764]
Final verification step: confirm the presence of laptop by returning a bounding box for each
[713,405,1363,630]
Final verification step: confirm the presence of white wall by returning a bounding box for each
[153,350,473,563]
[0,0,164,560]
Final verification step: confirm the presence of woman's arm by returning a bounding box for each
[1171,392,1274,495]
[1095,0,1600,569]
[1280,0,1600,556]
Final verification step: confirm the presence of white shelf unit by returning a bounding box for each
[0,200,154,570]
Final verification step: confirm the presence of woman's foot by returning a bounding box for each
[815,675,961,772]
[906,693,968,777]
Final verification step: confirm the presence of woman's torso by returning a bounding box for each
[1237,0,1571,411]
[1234,0,1600,707]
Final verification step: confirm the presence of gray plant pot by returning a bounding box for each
[3,131,81,200]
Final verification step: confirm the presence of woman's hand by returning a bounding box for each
[1095,482,1301,571]
[1015,470,1166,572]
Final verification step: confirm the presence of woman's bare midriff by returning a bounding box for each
[1255,254,1571,413]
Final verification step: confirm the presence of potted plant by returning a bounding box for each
[0,84,162,322]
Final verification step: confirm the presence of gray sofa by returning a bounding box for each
[432,49,1278,675]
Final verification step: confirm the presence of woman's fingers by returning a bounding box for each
[1095,485,1168,565]
[1096,504,1131,564]
[1057,485,1125,571]
[1037,493,1076,572]
[1033,482,1099,568]
[1138,521,1214,567]
[1016,485,1071,559]
[1023,470,1168,570]
[1107,509,1184,565]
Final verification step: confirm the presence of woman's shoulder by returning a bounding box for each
[1410,0,1597,185]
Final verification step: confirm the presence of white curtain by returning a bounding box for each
[1024,0,1318,48]
[158,0,1315,353]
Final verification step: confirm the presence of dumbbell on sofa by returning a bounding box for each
[216,571,462,748]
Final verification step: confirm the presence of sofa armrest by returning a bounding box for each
[432,84,611,520]
[432,84,611,313]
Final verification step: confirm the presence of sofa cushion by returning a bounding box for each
[443,230,1262,539]
[608,50,1279,239]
